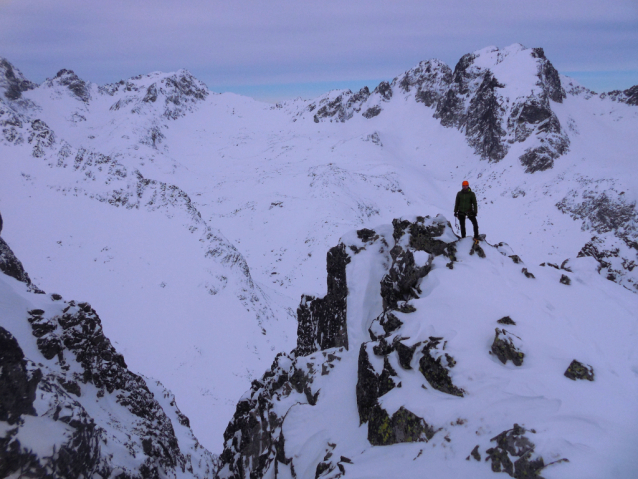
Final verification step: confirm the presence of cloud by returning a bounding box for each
[1,0,636,100]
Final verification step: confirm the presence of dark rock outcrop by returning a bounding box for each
[464,72,507,162]
[28,118,56,157]
[0,237,43,293]
[564,360,594,381]
[483,424,568,478]
[0,58,37,101]
[362,105,381,119]
[380,244,428,310]
[296,244,351,355]
[368,405,434,446]
[601,84,638,106]
[218,350,338,479]
[0,327,41,424]
[419,337,464,397]
[491,328,525,366]
[312,87,371,123]
[497,316,516,325]
[379,216,455,311]
[356,337,432,444]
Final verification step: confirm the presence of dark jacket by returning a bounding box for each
[0,211,2,235]
[454,188,477,216]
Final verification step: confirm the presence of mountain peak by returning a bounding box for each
[44,68,91,102]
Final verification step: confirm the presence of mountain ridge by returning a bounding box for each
[216,215,638,479]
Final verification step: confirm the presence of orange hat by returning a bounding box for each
[462,180,469,186]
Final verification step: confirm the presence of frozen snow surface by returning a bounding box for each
[0,44,637,478]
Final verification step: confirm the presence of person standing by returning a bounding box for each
[454,180,479,239]
[0,210,3,236]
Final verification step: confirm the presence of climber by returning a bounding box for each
[0,210,3,236]
[454,180,479,240]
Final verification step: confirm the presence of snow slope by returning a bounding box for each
[1,43,637,455]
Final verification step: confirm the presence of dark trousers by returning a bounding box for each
[458,213,479,238]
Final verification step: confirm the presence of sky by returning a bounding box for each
[0,0,637,102]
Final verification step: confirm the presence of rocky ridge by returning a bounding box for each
[214,215,635,479]
[0,237,216,478]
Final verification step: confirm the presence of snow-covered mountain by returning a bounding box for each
[0,238,215,478]
[1,42,637,468]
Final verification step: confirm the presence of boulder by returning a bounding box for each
[564,360,594,381]
[491,329,525,366]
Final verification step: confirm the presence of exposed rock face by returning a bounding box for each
[218,350,340,479]
[367,405,434,446]
[0,237,43,293]
[497,316,516,325]
[0,239,215,479]
[434,45,569,172]
[357,216,461,447]
[0,58,37,101]
[311,87,371,123]
[399,59,453,107]
[0,327,41,424]
[419,337,464,397]
[28,118,56,157]
[296,244,351,355]
[377,217,456,311]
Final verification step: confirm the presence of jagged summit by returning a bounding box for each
[217,215,638,479]
[43,68,92,102]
